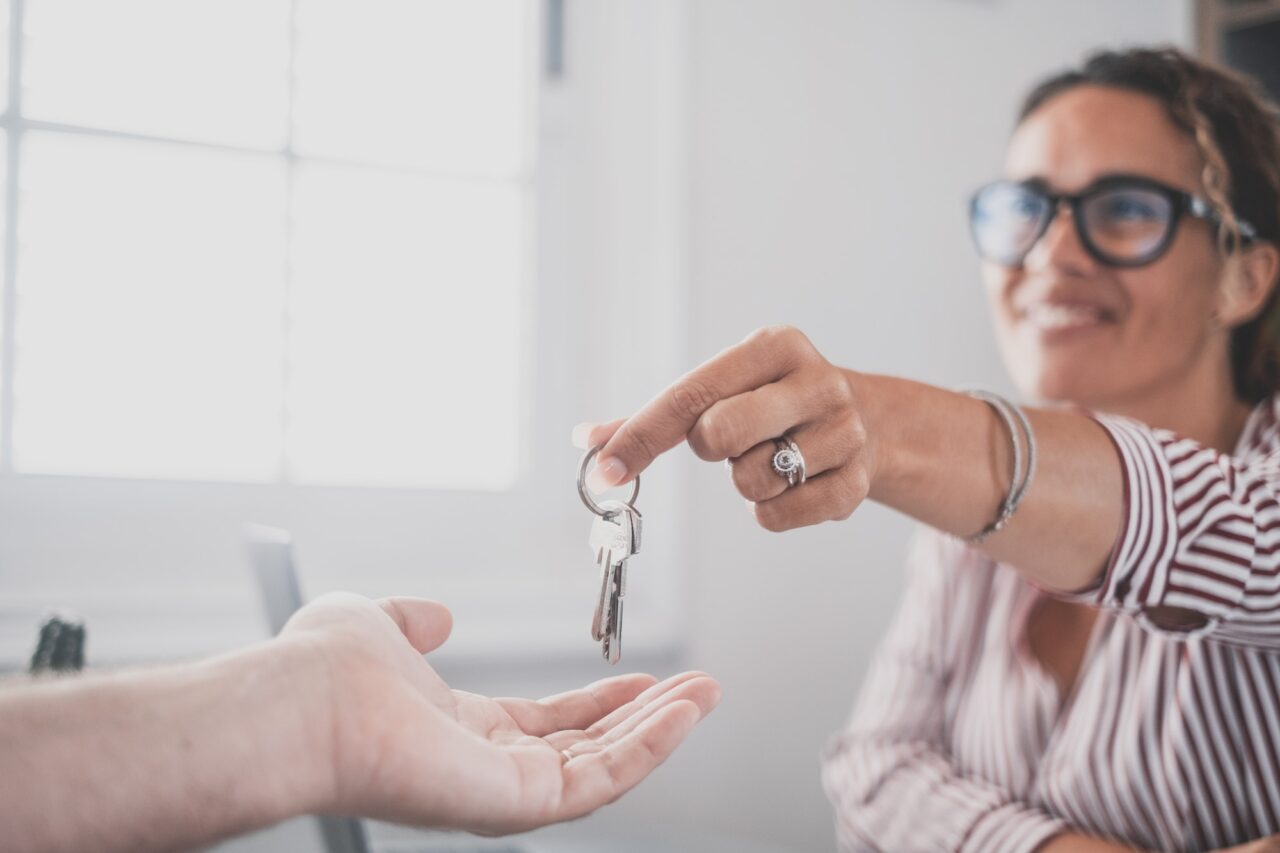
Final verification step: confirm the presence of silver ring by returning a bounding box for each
[771,437,806,486]
[578,445,641,518]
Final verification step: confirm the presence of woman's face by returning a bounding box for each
[984,85,1230,409]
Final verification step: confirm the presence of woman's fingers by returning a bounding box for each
[571,326,873,531]
[727,414,866,503]
[588,327,820,489]
[686,367,849,462]
[495,673,656,738]
[749,465,871,532]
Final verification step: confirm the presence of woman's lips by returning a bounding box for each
[1017,302,1115,338]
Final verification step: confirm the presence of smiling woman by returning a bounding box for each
[574,46,1280,853]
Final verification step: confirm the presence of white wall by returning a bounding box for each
[503,2,1192,851]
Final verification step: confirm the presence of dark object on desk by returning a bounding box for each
[29,612,86,674]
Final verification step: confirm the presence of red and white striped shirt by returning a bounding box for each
[822,396,1280,852]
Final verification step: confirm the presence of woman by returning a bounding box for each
[575,48,1280,851]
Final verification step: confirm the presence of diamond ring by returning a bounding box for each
[771,437,806,486]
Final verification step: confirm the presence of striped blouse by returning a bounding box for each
[821,395,1280,853]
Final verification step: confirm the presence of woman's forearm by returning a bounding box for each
[1038,833,1146,852]
[581,328,1127,593]
[0,641,331,852]
[854,372,1124,593]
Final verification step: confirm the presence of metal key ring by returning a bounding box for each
[578,445,640,518]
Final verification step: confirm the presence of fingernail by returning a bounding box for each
[587,456,627,493]
[571,422,594,450]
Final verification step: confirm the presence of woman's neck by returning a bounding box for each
[1085,357,1255,454]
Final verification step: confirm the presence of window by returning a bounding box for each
[4,0,531,489]
[0,0,690,667]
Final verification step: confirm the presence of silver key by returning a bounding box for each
[589,500,633,642]
[603,504,641,664]
[578,445,643,664]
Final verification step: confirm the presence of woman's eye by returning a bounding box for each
[1099,194,1162,222]
[1002,194,1044,222]
[1011,198,1039,217]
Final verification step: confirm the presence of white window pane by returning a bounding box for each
[293,0,531,175]
[288,163,525,489]
[13,133,288,480]
[0,130,6,460]
[0,0,10,115]
[23,0,290,148]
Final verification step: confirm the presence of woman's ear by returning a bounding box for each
[1217,241,1280,329]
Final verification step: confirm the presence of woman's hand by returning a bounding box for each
[279,593,721,835]
[1215,837,1280,853]
[1036,831,1280,852]
[575,325,874,532]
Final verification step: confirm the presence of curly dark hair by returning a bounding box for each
[1019,47,1280,403]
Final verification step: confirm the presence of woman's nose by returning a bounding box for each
[1023,201,1097,276]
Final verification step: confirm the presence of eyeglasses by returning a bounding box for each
[968,174,1259,268]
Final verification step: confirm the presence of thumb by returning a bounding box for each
[378,597,453,654]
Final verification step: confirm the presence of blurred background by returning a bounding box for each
[0,0,1276,851]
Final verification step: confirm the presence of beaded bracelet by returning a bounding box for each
[963,390,1037,543]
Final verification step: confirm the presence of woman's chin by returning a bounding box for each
[1012,366,1110,408]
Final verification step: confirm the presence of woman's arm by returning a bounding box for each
[857,372,1280,646]
[583,327,1120,593]
[584,326,1280,646]
[852,371,1122,593]
[1037,835,1145,852]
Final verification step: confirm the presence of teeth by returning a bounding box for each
[1022,303,1103,330]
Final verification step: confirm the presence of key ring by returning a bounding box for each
[578,445,640,518]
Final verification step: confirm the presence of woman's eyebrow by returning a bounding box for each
[1010,172,1179,196]
[1009,175,1053,193]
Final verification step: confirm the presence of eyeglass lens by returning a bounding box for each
[1079,186,1173,263]
[972,182,1176,266]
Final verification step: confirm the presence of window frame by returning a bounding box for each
[0,0,693,669]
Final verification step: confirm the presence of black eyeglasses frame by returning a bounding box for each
[968,173,1259,269]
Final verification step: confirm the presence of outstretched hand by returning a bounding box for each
[575,325,874,532]
[279,593,720,835]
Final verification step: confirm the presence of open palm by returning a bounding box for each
[281,592,720,835]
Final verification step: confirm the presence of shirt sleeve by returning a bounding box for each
[821,529,1067,853]
[1089,411,1280,648]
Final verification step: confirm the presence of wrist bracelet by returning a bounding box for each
[963,390,1037,543]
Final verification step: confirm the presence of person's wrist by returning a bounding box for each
[844,369,888,497]
[202,637,338,823]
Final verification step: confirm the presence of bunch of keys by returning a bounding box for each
[577,445,642,664]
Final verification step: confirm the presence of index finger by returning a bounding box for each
[591,326,810,488]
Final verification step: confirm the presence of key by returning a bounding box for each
[592,548,612,642]
[589,500,633,642]
[603,504,642,664]
[577,445,643,664]
[604,582,622,664]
